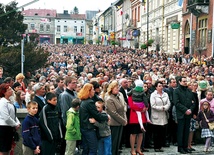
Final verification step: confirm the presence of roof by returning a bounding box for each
[22,9,57,17]
[70,14,86,20]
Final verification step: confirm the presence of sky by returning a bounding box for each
[1,0,116,14]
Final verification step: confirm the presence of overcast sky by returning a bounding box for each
[1,0,116,13]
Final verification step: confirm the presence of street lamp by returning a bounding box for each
[142,0,149,57]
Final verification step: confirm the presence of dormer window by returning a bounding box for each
[35,13,38,16]
[47,13,50,16]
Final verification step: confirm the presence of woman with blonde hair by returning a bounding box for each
[15,73,26,92]
[78,83,109,155]
[105,80,127,155]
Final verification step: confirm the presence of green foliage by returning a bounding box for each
[141,44,147,49]
[96,40,100,45]
[0,2,27,46]
[147,39,154,46]
[111,40,118,45]
[88,40,93,44]
[0,43,49,77]
[73,6,79,14]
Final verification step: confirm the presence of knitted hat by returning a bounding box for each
[135,80,143,87]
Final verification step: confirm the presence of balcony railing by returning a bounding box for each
[187,0,209,9]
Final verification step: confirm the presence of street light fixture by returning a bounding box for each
[142,0,149,57]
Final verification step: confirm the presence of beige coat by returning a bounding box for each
[105,92,127,126]
[150,90,171,126]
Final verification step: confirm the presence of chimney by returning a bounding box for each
[64,10,68,14]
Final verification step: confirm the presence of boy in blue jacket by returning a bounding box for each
[22,101,41,155]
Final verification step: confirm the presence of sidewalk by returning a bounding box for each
[121,145,213,155]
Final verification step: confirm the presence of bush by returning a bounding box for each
[141,44,147,49]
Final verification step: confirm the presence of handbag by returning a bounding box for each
[202,112,214,130]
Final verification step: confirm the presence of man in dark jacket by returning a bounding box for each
[173,77,195,154]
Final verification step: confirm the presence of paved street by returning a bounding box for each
[120,145,214,155]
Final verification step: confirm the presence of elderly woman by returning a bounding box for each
[105,80,127,155]
[150,81,170,152]
[79,83,108,155]
[0,83,21,155]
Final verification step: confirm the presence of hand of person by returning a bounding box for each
[185,109,192,115]
[107,114,111,122]
[34,146,40,154]
[142,107,147,113]
[89,118,96,123]
[15,124,21,130]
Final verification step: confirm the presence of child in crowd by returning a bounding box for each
[39,92,63,155]
[22,101,41,155]
[196,101,214,152]
[65,98,81,155]
[128,79,151,132]
[89,100,112,155]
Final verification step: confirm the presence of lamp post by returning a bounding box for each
[142,0,149,57]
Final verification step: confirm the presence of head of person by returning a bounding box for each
[39,76,46,84]
[71,98,81,111]
[95,100,105,112]
[56,76,64,89]
[65,76,77,91]
[143,83,148,92]
[12,82,21,92]
[46,92,57,106]
[0,83,13,99]
[178,76,187,87]
[145,80,152,89]
[90,80,101,95]
[49,85,55,93]
[107,80,119,95]
[201,101,210,112]
[16,73,25,83]
[3,77,14,87]
[26,101,38,116]
[32,83,46,97]
[75,83,82,93]
[78,83,95,100]
[154,81,163,92]
[206,90,213,101]
[15,90,26,106]
[169,78,177,88]
[119,78,128,89]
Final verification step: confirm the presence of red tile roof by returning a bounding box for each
[70,14,86,20]
[22,9,57,17]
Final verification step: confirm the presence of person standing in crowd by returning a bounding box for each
[119,78,131,148]
[200,90,214,112]
[32,83,46,118]
[188,82,199,151]
[196,101,214,152]
[65,98,81,155]
[166,78,177,146]
[22,101,41,155]
[173,76,196,154]
[105,80,127,155]
[150,81,170,152]
[0,67,5,84]
[79,83,109,155]
[14,90,26,109]
[89,100,112,155]
[55,76,64,98]
[0,83,21,155]
[39,92,63,155]
[15,73,26,92]
[58,76,77,155]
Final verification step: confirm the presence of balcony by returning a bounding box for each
[187,0,209,15]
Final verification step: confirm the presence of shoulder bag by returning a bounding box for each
[203,112,214,130]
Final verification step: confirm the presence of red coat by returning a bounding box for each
[128,96,147,124]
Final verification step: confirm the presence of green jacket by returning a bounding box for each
[65,108,81,140]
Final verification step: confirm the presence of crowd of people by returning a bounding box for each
[0,43,214,155]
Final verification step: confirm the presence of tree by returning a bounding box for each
[73,6,79,14]
[0,43,49,77]
[0,2,27,46]
[0,1,49,77]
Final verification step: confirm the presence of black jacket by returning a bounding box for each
[173,85,196,119]
[39,103,63,142]
[33,96,46,118]
[79,98,108,130]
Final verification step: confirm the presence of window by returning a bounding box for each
[74,26,77,33]
[57,25,60,32]
[46,24,50,32]
[89,27,93,34]
[80,26,84,33]
[64,26,67,32]
[40,24,44,32]
[198,18,208,47]
[30,23,35,30]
